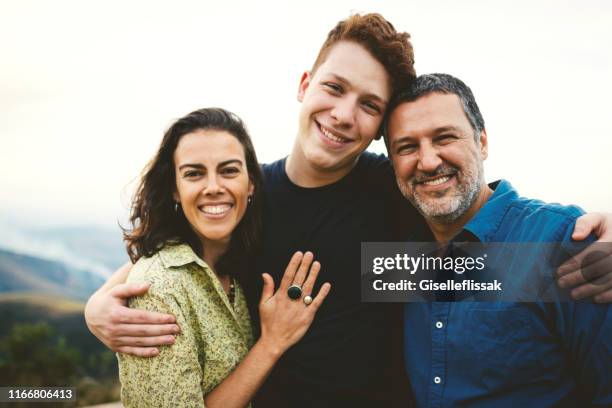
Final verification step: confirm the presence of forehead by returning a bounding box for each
[174,129,245,165]
[313,41,390,100]
[388,93,471,141]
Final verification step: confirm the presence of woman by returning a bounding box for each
[118,108,331,407]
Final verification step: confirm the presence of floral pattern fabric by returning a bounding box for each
[118,243,254,407]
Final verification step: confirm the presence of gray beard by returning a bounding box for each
[399,160,485,225]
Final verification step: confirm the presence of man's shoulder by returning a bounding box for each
[500,189,585,242]
[508,195,584,224]
[261,157,285,176]
[356,151,391,171]
[352,151,395,188]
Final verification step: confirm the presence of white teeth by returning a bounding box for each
[423,176,451,186]
[320,125,347,143]
[200,204,231,214]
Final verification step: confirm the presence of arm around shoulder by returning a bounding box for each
[84,259,178,356]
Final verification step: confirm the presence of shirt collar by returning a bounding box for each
[461,179,518,242]
[157,243,210,270]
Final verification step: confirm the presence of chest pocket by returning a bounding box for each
[456,305,540,387]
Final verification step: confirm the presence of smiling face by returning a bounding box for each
[387,92,489,224]
[173,129,254,250]
[295,41,391,175]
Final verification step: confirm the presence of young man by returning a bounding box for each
[385,73,611,407]
[85,14,612,407]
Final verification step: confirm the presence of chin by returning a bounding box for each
[305,145,347,170]
[197,227,233,244]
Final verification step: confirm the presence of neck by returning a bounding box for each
[427,183,493,244]
[201,239,229,270]
[285,141,358,187]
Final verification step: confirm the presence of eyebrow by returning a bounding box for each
[329,73,388,105]
[178,159,244,171]
[433,125,463,134]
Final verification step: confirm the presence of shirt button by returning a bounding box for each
[435,321,444,329]
[434,376,442,384]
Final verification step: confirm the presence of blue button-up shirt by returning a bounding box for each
[404,180,611,407]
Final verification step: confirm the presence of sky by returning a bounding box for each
[1,0,611,228]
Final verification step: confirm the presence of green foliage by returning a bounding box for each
[0,303,121,406]
[0,322,79,386]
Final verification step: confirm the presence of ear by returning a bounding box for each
[173,190,180,203]
[297,71,311,103]
[479,129,488,161]
[248,179,255,197]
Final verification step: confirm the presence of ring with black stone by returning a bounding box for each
[287,284,302,300]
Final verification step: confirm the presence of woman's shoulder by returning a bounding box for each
[127,243,204,294]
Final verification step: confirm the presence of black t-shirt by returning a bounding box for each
[252,152,421,408]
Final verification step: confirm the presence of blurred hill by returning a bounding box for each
[0,248,106,301]
[0,221,128,280]
[33,226,127,272]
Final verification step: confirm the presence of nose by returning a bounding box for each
[417,143,442,173]
[330,96,356,128]
[203,174,224,195]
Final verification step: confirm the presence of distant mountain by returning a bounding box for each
[34,225,128,271]
[0,248,105,301]
[0,221,128,279]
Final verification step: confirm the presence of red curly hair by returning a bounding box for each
[312,13,416,93]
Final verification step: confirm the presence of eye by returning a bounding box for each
[362,100,382,114]
[220,166,240,176]
[323,82,343,94]
[396,144,417,155]
[184,170,203,178]
[435,134,458,144]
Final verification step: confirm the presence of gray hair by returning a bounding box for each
[384,73,485,142]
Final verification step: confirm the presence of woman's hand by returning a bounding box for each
[258,251,331,356]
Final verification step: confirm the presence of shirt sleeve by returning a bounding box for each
[118,276,205,408]
[557,223,612,405]
[560,299,612,405]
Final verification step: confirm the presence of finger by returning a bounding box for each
[594,289,612,303]
[572,213,601,241]
[309,282,331,310]
[110,282,152,300]
[292,251,314,287]
[558,265,611,293]
[557,270,586,288]
[557,242,612,279]
[113,306,176,324]
[279,251,303,291]
[301,261,321,295]
[116,346,160,357]
[571,278,612,300]
[115,335,176,348]
[112,323,180,337]
[557,256,580,278]
[260,273,275,304]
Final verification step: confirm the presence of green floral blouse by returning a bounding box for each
[118,244,254,407]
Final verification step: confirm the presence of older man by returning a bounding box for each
[385,73,611,407]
